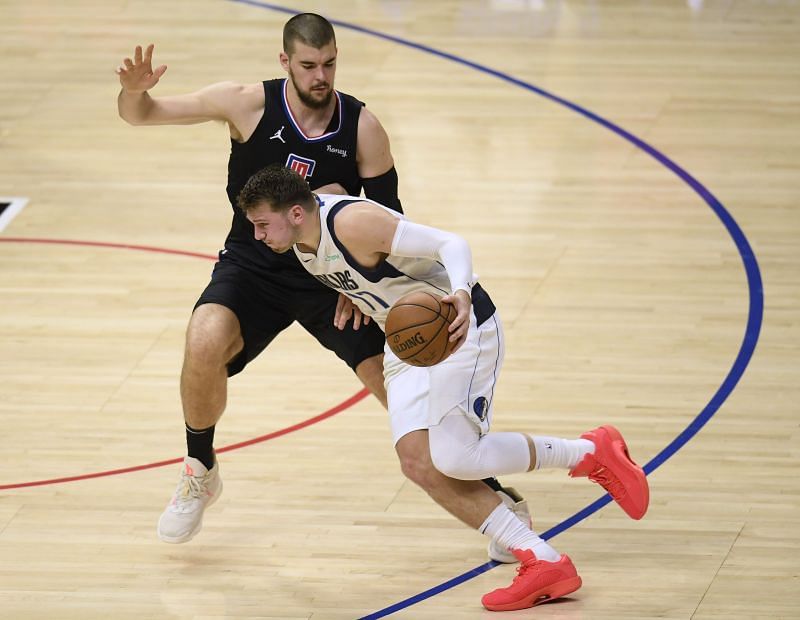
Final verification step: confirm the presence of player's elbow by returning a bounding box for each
[117,94,155,126]
[119,112,144,126]
[118,104,153,126]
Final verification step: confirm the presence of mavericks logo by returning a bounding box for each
[473,396,489,421]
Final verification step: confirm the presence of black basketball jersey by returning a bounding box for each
[223,78,364,279]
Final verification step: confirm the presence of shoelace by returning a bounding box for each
[588,466,626,499]
[178,471,208,501]
[511,559,540,585]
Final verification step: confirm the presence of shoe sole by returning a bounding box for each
[483,575,583,611]
[157,479,222,544]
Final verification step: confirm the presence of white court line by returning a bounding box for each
[0,197,29,232]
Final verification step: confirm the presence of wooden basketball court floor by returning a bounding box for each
[1,1,798,618]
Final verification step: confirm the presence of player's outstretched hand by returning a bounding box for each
[116,44,167,94]
[335,293,370,331]
[441,289,471,353]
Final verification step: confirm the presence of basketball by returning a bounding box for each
[385,291,458,367]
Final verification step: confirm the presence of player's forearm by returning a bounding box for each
[434,235,475,295]
[117,89,156,125]
[362,167,402,213]
[391,220,475,294]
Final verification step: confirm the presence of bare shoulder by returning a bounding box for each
[357,105,386,137]
[335,201,399,250]
[356,106,393,176]
[202,82,265,141]
[335,200,376,225]
[238,81,267,109]
[201,81,264,111]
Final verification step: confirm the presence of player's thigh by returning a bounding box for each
[294,288,386,371]
[428,312,505,432]
[195,258,294,376]
[386,362,430,445]
[186,303,244,364]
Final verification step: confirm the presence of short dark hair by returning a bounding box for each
[283,13,336,55]
[237,164,316,214]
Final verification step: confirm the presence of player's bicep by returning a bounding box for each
[356,108,394,178]
[145,82,240,125]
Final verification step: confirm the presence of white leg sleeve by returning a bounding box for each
[428,408,531,480]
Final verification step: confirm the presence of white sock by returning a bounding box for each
[479,503,561,563]
[531,436,595,470]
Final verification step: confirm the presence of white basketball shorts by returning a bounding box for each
[383,309,505,444]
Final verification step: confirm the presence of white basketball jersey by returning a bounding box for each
[294,194,456,329]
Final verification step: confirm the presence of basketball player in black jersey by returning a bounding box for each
[116,13,528,562]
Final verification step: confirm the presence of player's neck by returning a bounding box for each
[285,86,336,138]
[296,209,321,255]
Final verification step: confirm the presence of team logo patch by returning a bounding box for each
[473,396,489,421]
[286,154,316,179]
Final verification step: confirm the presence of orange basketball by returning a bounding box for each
[385,291,458,367]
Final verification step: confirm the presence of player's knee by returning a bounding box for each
[428,412,485,480]
[185,304,242,366]
[398,452,428,486]
[429,445,478,481]
[395,431,438,488]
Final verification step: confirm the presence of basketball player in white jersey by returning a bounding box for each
[236,164,650,612]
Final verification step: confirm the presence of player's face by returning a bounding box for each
[248,203,299,253]
[284,41,337,110]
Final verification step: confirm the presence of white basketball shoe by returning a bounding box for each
[157,456,222,543]
[487,488,532,563]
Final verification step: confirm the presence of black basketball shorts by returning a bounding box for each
[195,254,386,377]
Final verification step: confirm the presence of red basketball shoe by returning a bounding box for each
[481,550,582,611]
[570,425,649,520]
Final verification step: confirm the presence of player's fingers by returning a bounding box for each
[448,310,468,333]
[334,294,348,319]
[451,332,467,352]
[335,304,352,331]
[134,45,143,64]
[154,64,167,79]
[455,310,469,337]
[144,43,155,64]
[123,58,134,70]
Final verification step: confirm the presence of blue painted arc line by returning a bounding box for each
[225,2,765,618]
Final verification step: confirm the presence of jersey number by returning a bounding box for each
[347,290,389,311]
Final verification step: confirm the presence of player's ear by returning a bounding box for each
[289,204,304,224]
[279,52,289,71]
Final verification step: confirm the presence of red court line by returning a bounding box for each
[0,236,371,490]
[1,389,370,491]
[0,236,218,260]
